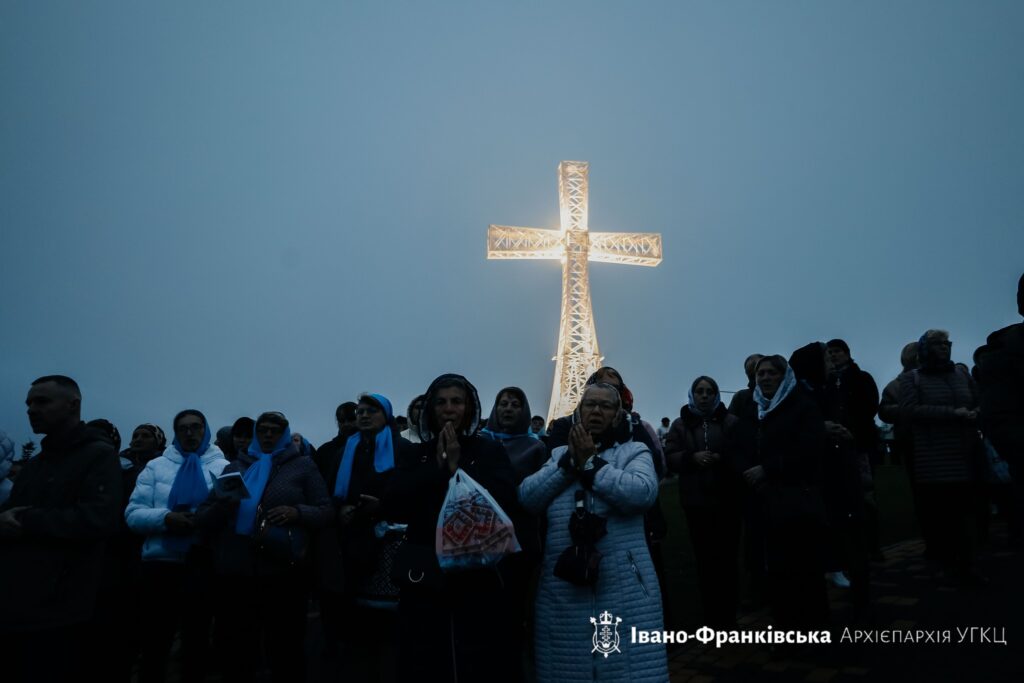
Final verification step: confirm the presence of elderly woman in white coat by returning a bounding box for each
[519,383,668,683]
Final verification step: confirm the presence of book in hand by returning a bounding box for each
[210,471,250,501]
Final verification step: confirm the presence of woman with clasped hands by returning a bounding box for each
[386,373,519,683]
[518,383,669,683]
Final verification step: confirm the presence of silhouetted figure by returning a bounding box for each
[0,376,122,683]
[728,353,764,416]
[975,272,1024,545]
[729,356,829,630]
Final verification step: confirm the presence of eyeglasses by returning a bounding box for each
[355,406,381,416]
[174,424,204,435]
[256,425,283,435]
[581,400,617,411]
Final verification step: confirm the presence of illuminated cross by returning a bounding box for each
[487,161,663,421]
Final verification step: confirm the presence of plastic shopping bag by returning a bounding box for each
[435,468,521,572]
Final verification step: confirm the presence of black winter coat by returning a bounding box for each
[976,323,1024,464]
[0,423,121,631]
[665,404,741,507]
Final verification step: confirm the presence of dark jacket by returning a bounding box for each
[824,361,880,452]
[728,388,825,487]
[318,429,410,589]
[728,389,826,571]
[975,323,1024,464]
[665,404,741,507]
[0,423,121,632]
[388,435,517,552]
[197,444,332,576]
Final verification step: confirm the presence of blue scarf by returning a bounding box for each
[235,426,292,535]
[687,388,722,418]
[167,418,213,512]
[333,394,395,501]
[753,366,798,420]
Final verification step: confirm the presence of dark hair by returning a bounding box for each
[531,415,545,422]
[231,417,255,437]
[336,402,357,421]
[31,375,81,398]
[826,338,851,355]
[87,419,121,452]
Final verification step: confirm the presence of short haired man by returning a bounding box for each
[0,375,122,682]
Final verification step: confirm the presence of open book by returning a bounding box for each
[209,471,250,501]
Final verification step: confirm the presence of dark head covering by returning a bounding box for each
[419,373,482,441]
[826,338,850,356]
[135,423,167,451]
[483,386,533,437]
[585,366,634,413]
[789,342,827,393]
[215,426,235,458]
[1017,271,1023,317]
[87,419,121,453]
[231,417,255,438]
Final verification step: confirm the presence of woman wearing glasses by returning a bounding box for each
[196,411,331,683]
[125,410,228,683]
[519,382,667,683]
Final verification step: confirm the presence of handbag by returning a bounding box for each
[255,505,309,566]
[553,489,607,587]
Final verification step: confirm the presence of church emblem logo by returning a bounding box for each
[590,610,623,658]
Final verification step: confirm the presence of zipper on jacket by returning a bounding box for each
[627,550,649,598]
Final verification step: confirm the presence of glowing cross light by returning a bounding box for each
[487,161,663,422]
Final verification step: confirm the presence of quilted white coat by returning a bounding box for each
[519,440,669,682]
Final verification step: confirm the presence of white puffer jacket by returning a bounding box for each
[125,444,228,562]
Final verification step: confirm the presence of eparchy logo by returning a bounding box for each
[590,610,623,658]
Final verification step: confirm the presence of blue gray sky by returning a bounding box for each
[2,1,1022,449]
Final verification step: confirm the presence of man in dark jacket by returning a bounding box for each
[975,272,1024,544]
[0,375,122,683]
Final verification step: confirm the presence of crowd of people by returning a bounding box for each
[1,273,1021,683]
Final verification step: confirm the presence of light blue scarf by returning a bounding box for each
[235,425,292,535]
[333,394,395,501]
[167,417,213,512]
[753,366,798,420]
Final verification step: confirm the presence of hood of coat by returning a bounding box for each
[418,373,482,441]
